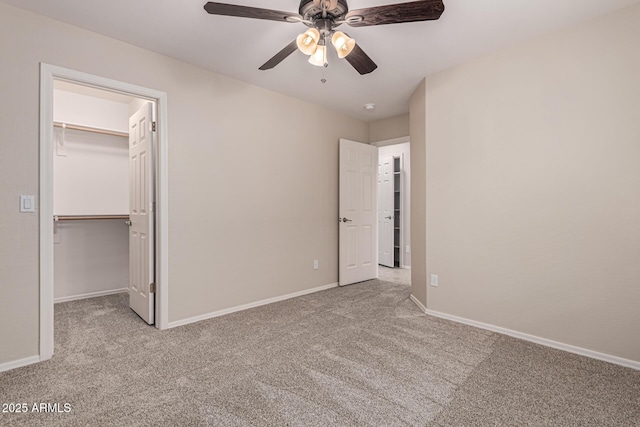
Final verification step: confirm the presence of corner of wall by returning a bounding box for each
[409,79,427,306]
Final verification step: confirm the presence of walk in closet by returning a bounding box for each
[53,82,133,303]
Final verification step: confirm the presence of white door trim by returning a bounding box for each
[39,63,170,362]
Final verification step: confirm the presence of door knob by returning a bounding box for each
[125,220,132,226]
[342,217,353,223]
[385,216,393,219]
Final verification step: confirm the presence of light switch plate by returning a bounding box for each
[20,195,35,213]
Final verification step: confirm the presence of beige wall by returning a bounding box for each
[369,114,409,143]
[409,80,427,305]
[54,220,129,301]
[424,5,640,362]
[0,4,368,365]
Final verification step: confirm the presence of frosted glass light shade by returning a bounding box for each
[308,45,326,67]
[296,28,320,55]
[331,31,355,59]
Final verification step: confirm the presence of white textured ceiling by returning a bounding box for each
[4,0,640,121]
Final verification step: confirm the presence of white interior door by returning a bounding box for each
[339,139,378,286]
[378,154,394,268]
[128,102,155,324]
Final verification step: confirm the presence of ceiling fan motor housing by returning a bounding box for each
[299,0,349,27]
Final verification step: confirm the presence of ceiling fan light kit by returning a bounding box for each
[309,44,328,67]
[204,0,445,75]
[331,31,355,59]
[296,28,321,55]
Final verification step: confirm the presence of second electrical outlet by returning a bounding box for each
[430,274,439,287]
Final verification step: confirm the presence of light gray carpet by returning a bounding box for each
[1,268,639,426]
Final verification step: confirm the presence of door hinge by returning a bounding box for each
[151,121,157,132]
[150,283,156,293]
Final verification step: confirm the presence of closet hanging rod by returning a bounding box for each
[54,215,130,221]
[53,122,128,138]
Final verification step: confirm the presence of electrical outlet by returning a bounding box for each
[313,259,319,270]
[405,245,410,253]
[430,274,439,287]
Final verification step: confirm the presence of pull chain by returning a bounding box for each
[321,45,328,83]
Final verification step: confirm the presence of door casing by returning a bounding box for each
[39,63,169,362]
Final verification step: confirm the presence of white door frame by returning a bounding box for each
[39,63,169,361]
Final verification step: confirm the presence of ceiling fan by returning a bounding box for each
[203,0,445,75]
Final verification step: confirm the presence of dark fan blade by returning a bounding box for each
[204,2,302,23]
[259,40,299,70]
[344,43,378,75]
[345,0,444,27]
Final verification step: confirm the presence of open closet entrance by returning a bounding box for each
[52,81,155,323]
[376,138,411,270]
[39,64,169,362]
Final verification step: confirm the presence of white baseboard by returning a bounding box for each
[0,355,41,373]
[401,265,411,270]
[419,307,640,371]
[168,282,338,329]
[54,288,128,304]
[409,294,427,313]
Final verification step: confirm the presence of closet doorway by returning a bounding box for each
[375,138,411,270]
[52,80,156,322]
[39,64,169,362]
